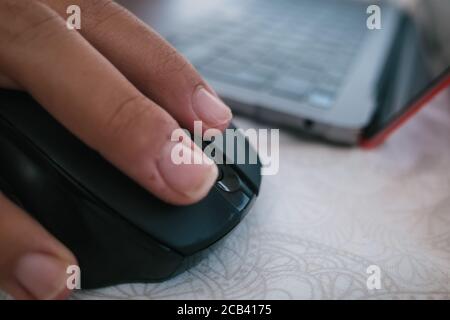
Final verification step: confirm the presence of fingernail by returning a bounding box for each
[159,139,218,200]
[14,253,68,300]
[192,86,232,127]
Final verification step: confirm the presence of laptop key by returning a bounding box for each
[271,76,312,98]
[234,71,269,88]
[316,79,341,94]
[201,66,269,90]
[205,57,247,72]
[307,90,335,109]
[169,0,368,113]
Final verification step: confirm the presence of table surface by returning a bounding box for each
[66,90,448,300]
[0,0,448,303]
[1,92,448,301]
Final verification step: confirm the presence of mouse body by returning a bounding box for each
[0,89,261,289]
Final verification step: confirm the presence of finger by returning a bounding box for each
[0,1,218,205]
[42,0,233,132]
[0,73,21,90]
[0,193,76,300]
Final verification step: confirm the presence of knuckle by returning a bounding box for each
[100,94,178,158]
[0,0,33,14]
[155,45,191,78]
[82,0,114,15]
[80,0,122,31]
[143,35,204,85]
[102,95,176,142]
[103,94,151,139]
[0,0,64,47]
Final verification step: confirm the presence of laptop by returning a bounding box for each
[119,0,450,147]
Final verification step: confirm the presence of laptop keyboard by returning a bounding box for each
[167,0,368,110]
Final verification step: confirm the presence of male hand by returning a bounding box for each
[0,0,232,299]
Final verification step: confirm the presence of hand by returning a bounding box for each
[0,0,232,299]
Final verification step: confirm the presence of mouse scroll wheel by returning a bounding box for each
[216,166,241,193]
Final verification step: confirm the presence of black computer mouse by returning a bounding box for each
[0,89,261,289]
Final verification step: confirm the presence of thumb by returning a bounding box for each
[0,193,77,300]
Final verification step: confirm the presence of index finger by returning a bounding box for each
[0,1,218,205]
[42,0,233,132]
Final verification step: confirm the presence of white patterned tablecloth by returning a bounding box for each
[1,91,449,300]
[74,90,449,300]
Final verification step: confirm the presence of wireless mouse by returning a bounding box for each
[0,89,261,289]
